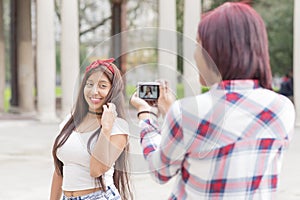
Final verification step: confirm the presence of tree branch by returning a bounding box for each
[55,0,61,22]
[79,16,112,36]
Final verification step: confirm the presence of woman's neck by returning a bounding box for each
[75,114,101,133]
[88,110,102,116]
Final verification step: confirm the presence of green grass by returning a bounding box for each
[3,87,62,111]
[4,88,11,111]
[126,84,137,98]
[56,87,62,97]
[202,86,210,93]
[176,84,184,99]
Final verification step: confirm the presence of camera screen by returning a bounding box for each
[138,84,159,100]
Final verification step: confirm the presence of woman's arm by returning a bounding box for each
[90,133,127,177]
[50,170,63,200]
[138,102,186,184]
[90,103,128,177]
[131,81,182,184]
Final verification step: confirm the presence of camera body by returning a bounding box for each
[137,82,160,100]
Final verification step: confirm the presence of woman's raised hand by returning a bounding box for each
[101,103,118,134]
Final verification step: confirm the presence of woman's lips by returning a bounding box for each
[90,97,102,104]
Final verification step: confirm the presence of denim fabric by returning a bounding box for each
[62,185,121,200]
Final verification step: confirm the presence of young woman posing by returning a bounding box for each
[50,58,132,200]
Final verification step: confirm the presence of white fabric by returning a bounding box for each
[57,117,129,191]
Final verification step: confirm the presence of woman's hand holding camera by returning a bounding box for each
[130,80,176,118]
[157,81,176,116]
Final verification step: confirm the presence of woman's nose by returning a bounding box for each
[91,85,98,93]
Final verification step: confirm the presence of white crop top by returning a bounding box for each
[56,117,129,191]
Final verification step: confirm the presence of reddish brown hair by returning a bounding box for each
[198,2,272,89]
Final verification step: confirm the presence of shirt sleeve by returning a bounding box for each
[111,117,130,136]
[139,101,186,184]
[280,97,295,144]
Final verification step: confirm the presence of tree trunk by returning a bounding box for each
[10,0,18,110]
[111,0,127,76]
[0,0,5,112]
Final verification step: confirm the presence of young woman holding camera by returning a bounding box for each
[130,2,295,199]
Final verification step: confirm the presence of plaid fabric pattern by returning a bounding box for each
[139,80,295,200]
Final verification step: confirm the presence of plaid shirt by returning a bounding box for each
[139,80,295,200]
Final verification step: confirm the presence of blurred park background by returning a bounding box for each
[0,0,298,124]
[0,1,300,199]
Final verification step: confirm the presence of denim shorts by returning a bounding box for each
[62,185,121,200]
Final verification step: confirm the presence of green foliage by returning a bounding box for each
[204,0,230,11]
[176,0,184,73]
[55,44,61,73]
[80,44,88,68]
[254,0,293,75]
[204,0,259,11]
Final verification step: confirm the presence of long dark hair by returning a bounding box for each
[198,2,272,89]
[52,62,132,199]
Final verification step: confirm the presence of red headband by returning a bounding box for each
[85,58,115,74]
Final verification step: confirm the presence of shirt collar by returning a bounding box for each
[211,80,260,91]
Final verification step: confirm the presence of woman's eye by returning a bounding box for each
[86,82,93,87]
[99,84,107,89]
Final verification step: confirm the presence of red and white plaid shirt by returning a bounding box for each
[139,80,295,200]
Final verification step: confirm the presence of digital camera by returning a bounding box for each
[137,82,160,100]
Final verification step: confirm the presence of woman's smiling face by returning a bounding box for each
[84,71,112,112]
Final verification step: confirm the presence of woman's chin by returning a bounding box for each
[88,103,103,111]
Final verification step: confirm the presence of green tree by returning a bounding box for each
[254,0,293,76]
